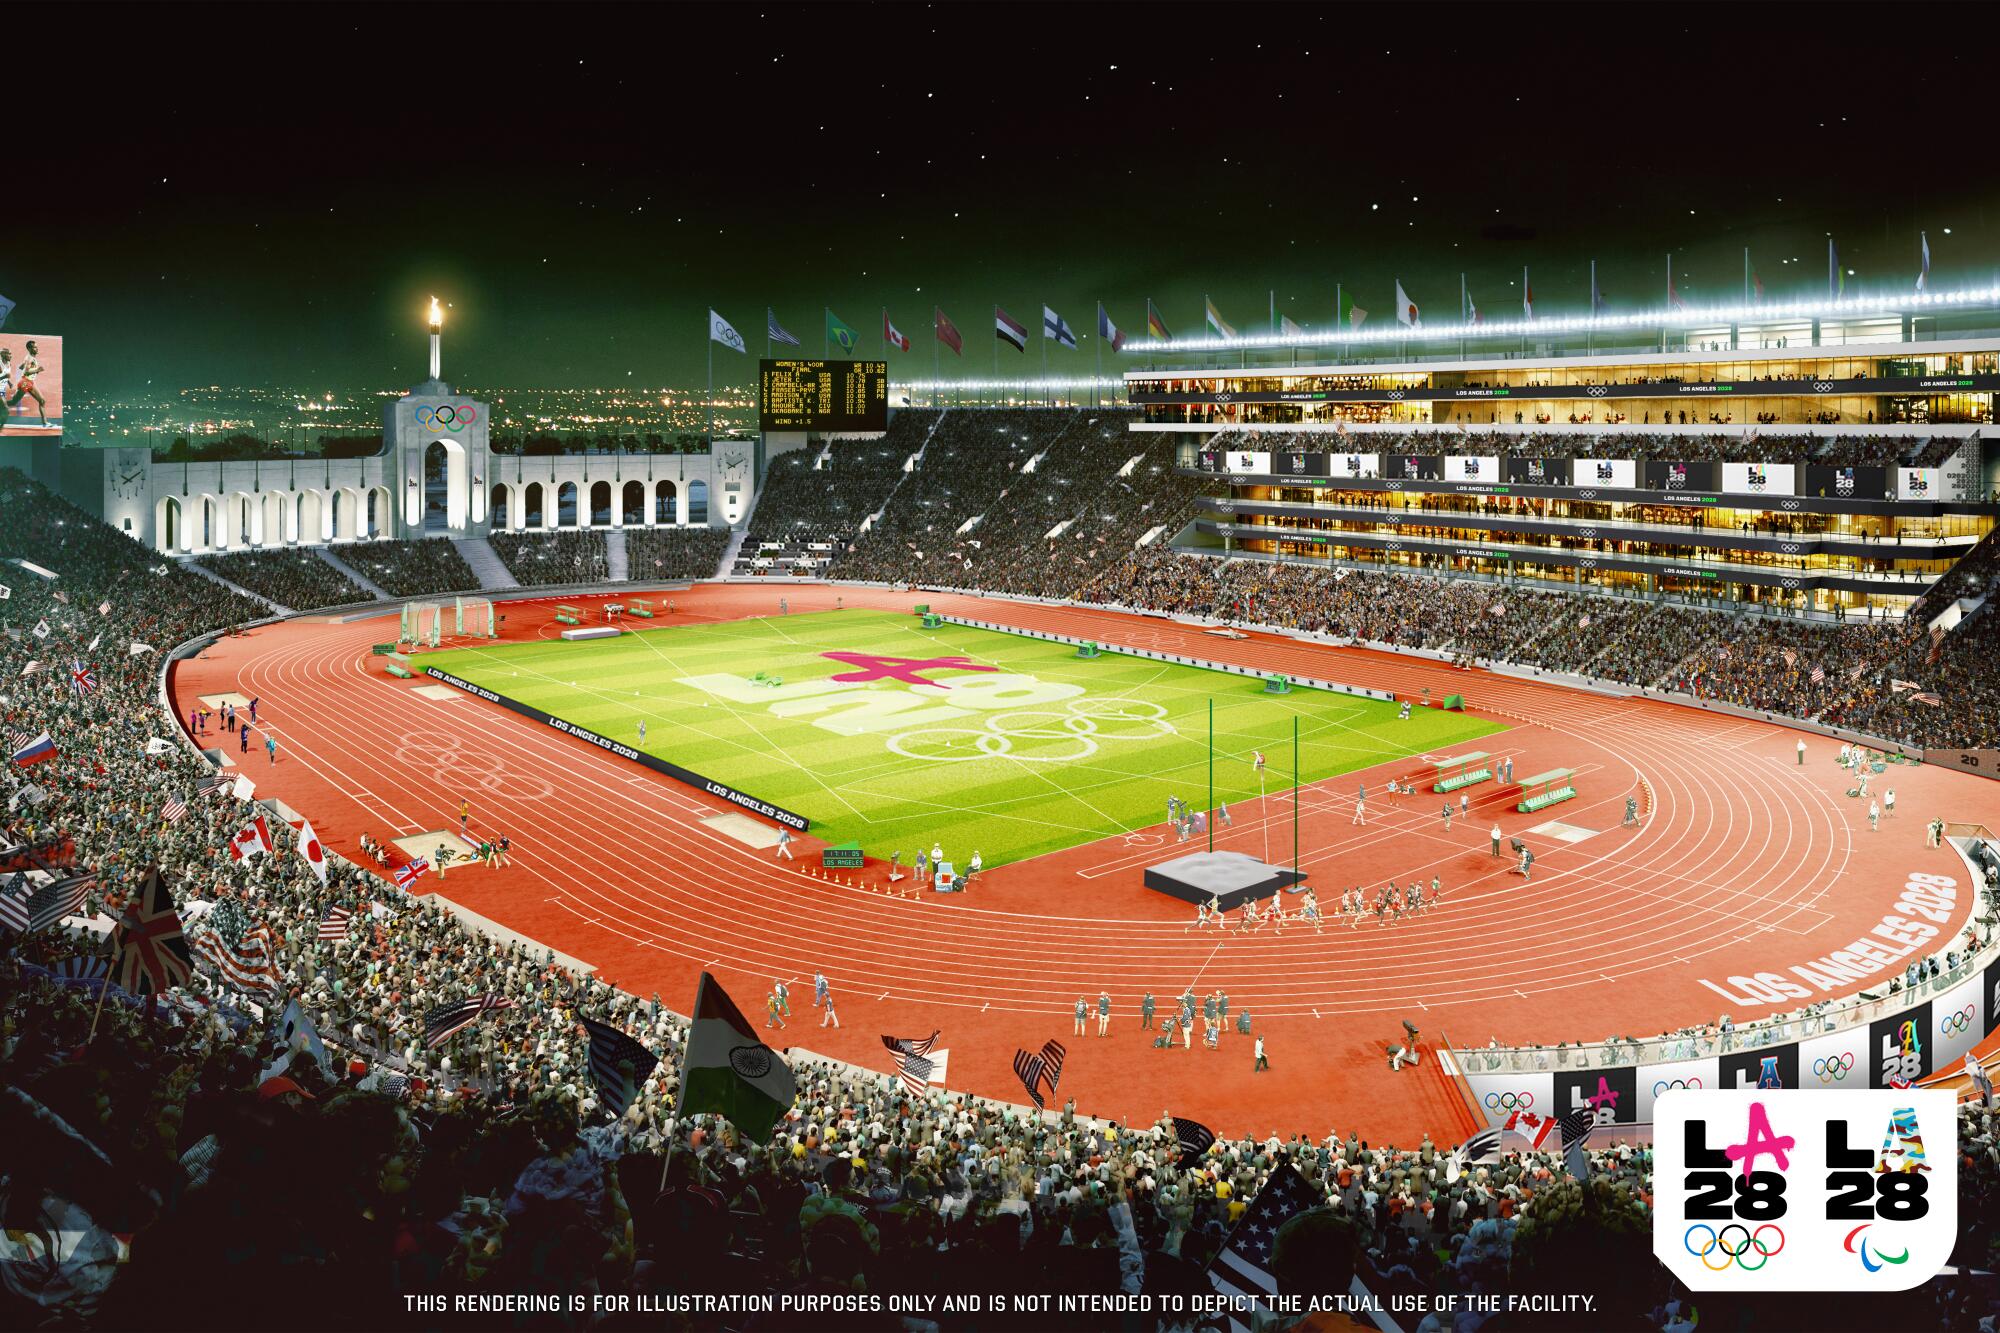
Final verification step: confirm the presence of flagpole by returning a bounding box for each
[706,312,714,450]
[1292,714,1299,888]
[1094,303,1102,410]
[1207,697,1214,854]
[1042,305,1049,408]
[1743,247,1750,304]
[933,310,940,409]
[1587,262,1596,357]
[823,306,829,359]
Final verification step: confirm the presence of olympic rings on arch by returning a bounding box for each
[1653,1078,1702,1096]
[1483,1092,1533,1111]
[415,404,478,433]
[1941,1007,1975,1035]
[1813,1053,1855,1082]
[1685,1223,1784,1270]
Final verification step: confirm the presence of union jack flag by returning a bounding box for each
[424,993,514,1047]
[110,865,195,996]
[394,856,430,889]
[70,660,96,695]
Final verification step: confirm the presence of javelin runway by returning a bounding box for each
[171,583,1998,1142]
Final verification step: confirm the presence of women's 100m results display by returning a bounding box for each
[759,359,889,432]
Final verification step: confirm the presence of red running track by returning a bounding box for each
[170,584,2000,1143]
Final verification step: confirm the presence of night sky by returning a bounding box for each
[19,4,2000,395]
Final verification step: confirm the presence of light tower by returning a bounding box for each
[428,296,444,381]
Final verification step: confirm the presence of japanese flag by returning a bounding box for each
[229,815,273,861]
[297,818,329,886]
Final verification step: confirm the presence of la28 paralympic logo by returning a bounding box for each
[1653,1090,1954,1290]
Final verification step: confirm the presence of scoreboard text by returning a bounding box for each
[759,359,888,432]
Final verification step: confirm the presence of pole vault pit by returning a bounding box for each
[1144,851,1306,911]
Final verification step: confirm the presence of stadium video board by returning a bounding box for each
[758,358,888,432]
[0,333,62,436]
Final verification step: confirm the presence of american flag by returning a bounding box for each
[70,660,96,695]
[1559,1107,1599,1180]
[882,1029,941,1095]
[192,921,280,998]
[161,795,188,824]
[1011,1038,1066,1110]
[196,773,231,797]
[1173,1116,1217,1168]
[110,865,195,996]
[1810,664,1826,684]
[424,993,514,1047]
[1205,1162,1320,1333]
[583,1016,659,1118]
[379,1072,411,1101]
[0,872,97,935]
[49,954,112,982]
[318,906,353,941]
[394,856,430,889]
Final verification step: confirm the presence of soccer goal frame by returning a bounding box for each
[455,595,498,639]
[399,600,443,648]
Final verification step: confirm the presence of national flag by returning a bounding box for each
[318,906,353,941]
[1559,1107,1597,1180]
[1590,262,1606,313]
[0,294,12,329]
[1781,647,1798,667]
[1205,297,1236,339]
[1338,286,1366,330]
[52,590,68,605]
[882,1029,941,1095]
[1523,267,1534,320]
[193,920,280,998]
[424,992,515,1047]
[394,855,431,888]
[130,641,155,656]
[677,971,796,1141]
[1849,663,1866,680]
[0,584,9,600]
[110,865,195,996]
[883,311,910,352]
[32,619,49,640]
[1395,279,1419,327]
[1146,299,1171,340]
[48,954,111,982]
[1917,231,1931,294]
[1278,315,1304,338]
[1891,678,1920,693]
[295,819,329,886]
[229,815,273,861]
[1042,306,1078,350]
[271,997,333,1081]
[1011,1038,1065,1109]
[765,308,801,348]
[161,795,188,824]
[1205,1162,1318,1333]
[583,1016,661,1118]
[1810,664,1826,684]
[86,633,100,652]
[1912,691,1943,707]
[9,730,56,767]
[0,872,96,935]
[97,600,111,616]
[1505,1107,1558,1151]
[1668,272,1686,311]
[1173,1116,1217,1168]
[994,306,1029,352]
[1096,303,1125,352]
[20,660,41,677]
[1445,1126,1505,1184]
[1466,291,1482,324]
[934,307,962,356]
[708,309,746,354]
[196,772,230,797]
[826,309,860,356]
[1830,238,1844,299]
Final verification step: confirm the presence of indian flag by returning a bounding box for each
[1205,296,1236,338]
[677,973,796,1140]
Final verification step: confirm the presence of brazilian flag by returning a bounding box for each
[826,309,860,356]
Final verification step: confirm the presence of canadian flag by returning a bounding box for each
[229,815,273,861]
[884,312,911,352]
[1505,1108,1557,1151]
[296,818,329,886]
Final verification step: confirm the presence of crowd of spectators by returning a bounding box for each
[732,413,939,563]
[625,526,733,581]
[1194,428,1960,469]
[337,539,480,598]
[491,530,609,586]
[193,548,372,611]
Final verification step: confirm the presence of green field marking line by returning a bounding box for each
[426,610,1502,866]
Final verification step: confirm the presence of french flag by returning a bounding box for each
[9,730,56,767]
[1097,303,1125,352]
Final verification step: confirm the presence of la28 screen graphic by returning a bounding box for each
[1654,1090,1956,1291]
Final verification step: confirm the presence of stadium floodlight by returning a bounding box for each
[901,377,1127,392]
[1119,285,2000,358]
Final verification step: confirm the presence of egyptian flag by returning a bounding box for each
[111,865,195,996]
[677,972,796,1141]
[934,307,963,356]
[995,306,1029,352]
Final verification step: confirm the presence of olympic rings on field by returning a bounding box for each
[1813,1054,1856,1083]
[1484,1092,1533,1111]
[416,404,478,433]
[1685,1223,1784,1271]
[1941,1007,1975,1035]
[1653,1078,1702,1096]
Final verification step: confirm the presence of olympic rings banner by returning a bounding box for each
[414,403,480,434]
[422,666,810,831]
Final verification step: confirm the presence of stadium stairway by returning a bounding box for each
[315,546,391,600]
[448,537,519,591]
[603,528,629,582]
[718,524,750,577]
[182,558,290,616]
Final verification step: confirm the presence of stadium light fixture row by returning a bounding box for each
[901,377,1128,391]
[1121,285,2000,356]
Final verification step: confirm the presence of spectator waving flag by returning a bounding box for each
[70,660,96,695]
[196,772,231,797]
[161,795,188,824]
[424,993,515,1047]
[1206,1162,1317,1333]
[1810,664,1826,684]
[394,855,430,888]
[882,1029,941,1095]
[1042,306,1078,350]
[1559,1107,1598,1181]
[1505,1107,1558,1151]
[765,308,801,348]
[110,865,195,996]
[1445,1126,1505,1183]
[229,815,273,861]
[318,905,353,941]
[0,872,96,935]
[678,971,797,1140]
[1011,1038,1066,1109]
[1173,1116,1217,1168]
[295,818,329,886]
[583,1016,660,1119]
[193,920,279,998]
[10,730,57,767]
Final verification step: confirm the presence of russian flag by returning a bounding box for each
[9,730,56,767]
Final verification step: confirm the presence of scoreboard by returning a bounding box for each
[759,359,888,432]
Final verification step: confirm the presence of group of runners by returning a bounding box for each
[1186,886,1323,933]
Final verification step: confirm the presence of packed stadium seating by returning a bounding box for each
[624,526,733,581]
[1196,428,1962,469]
[491,529,609,586]
[335,538,480,598]
[193,548,370,610]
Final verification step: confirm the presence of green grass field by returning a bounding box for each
[425,610,1503,866]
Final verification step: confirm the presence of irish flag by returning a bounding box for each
[678,972,796,1141]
